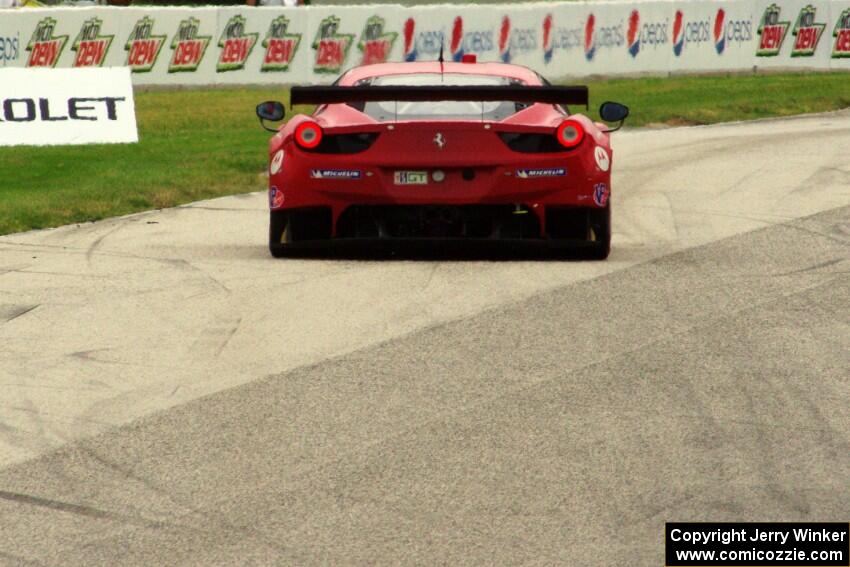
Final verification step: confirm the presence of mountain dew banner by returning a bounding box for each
[0,1,847,87]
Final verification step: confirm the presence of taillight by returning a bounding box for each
[294,121,323,149]
[556,119,585,149]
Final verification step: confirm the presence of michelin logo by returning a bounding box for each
[310,169,362,180]
[516,167,566,179]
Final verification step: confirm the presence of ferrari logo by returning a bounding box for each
[433,132,446,149]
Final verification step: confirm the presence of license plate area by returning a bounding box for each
[394,171,429,186]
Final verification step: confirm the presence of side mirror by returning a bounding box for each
[599,101,629,132]
[256,100,285,132]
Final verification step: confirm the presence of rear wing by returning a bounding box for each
[290,85,589,109]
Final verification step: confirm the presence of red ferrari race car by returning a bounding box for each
[256,60,628,259]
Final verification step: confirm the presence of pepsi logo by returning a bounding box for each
[671,12,711,57]
[499,16,511,62]
[451,16,464,61]
[714,9,726,54]
[403,18,416,61]
[673,11,684,56]
[627,11,670,58]
[448,15,493,62]
[401,19,447,61]
[627,10,640,57]
[716,11,753,54]
[584,13,625,60]
[542,14,584,64]
[543,14,553,63]
[584,14,596,61]
[497,16,536,63]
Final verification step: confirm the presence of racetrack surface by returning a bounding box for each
[0,111,848,566]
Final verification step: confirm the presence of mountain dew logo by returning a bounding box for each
[313,16,353,73]
[217,15,257,72]
[757,4,790,56]
[169,17,211,73]
[261,15,301,71]
[834,8,850,58]
[125,16,166,72]
[358,16,396,65]
[791,5,825,56]
[72,18,113,67]
[26,18,68,67]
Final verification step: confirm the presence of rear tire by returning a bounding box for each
[584,204,611,260]
[546,205,611,260]
[269,210,291,258]
[269,208,333,258]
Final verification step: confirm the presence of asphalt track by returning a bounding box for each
[0,111,848,566]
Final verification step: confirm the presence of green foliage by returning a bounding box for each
[584,72,850,127]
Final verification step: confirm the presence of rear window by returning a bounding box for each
[352,73,528,122]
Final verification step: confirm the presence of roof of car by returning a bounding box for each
[338,62,544,86]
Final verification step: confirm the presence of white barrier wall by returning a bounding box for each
[0,1,849,85]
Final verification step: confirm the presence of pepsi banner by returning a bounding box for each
[0,1,847,87]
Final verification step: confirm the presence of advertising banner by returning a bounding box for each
[752,0,835,68]
[0,67,138,146]
[667,0,758,73]
[213,7,308,85]
[0,1,847,87]
[302,5,406,84]
[832,2,850,67]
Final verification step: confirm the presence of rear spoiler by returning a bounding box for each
[290,85,589,109]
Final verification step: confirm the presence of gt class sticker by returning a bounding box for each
[310,169,361,180]
[594,146,610,172]
[593,183,610,206]
[394,171,428,185]
[516,168,566,179]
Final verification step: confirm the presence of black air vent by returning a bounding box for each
[499,133,573,153]
[308,133,379,154]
